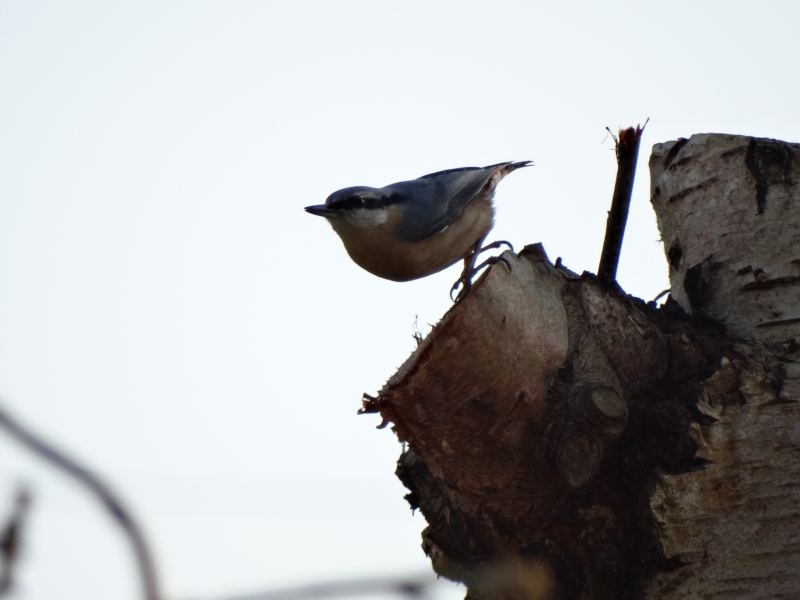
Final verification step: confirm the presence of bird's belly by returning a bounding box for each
[334,200,495,282]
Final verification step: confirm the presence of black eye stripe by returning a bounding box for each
[328,194,403,211]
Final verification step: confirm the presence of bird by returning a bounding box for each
[305,161,532,296]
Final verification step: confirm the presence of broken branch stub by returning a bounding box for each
[598,123,647,282]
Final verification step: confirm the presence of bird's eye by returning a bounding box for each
[330,193,379,210]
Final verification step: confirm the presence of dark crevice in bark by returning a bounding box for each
[744,138,795,215]
[396,450,493,581]
[662,138,689,170]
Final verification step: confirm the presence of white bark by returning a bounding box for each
[645,347,800,599]
[645,134,800,599]
[650,133,800,350]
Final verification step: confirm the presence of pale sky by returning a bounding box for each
[1,2,799,599]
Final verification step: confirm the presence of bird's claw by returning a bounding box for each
[450,278,469,302]
[450,255,512,303]
[475,255,512,274]
[479,240,514,254]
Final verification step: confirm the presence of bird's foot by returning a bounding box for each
[450,255,512,303]
[474,254,512,275]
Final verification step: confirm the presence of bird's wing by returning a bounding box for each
[389,164,509,243]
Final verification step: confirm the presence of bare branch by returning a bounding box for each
[206,574,440,600]
[0,402,160,600]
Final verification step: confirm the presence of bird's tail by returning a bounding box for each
[486,160,534,182]
[484,160,534,173]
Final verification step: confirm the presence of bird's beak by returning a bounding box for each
[304,204,338,218]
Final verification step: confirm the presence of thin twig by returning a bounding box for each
[597,120,649,282]
[0,402,160,600]
[0,486,31,597]
[209,573,439,600]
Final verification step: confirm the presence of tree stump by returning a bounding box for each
[362,133,800,600]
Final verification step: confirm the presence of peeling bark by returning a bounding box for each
[363,134,800,599]
[645,345,800,599]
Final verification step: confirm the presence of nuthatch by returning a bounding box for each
[305,161,532,291]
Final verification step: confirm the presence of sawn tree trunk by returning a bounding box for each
[361,133,800,600]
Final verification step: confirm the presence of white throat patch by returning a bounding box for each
[344,207,390,228]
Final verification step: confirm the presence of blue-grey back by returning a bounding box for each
[385,165,505,243]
